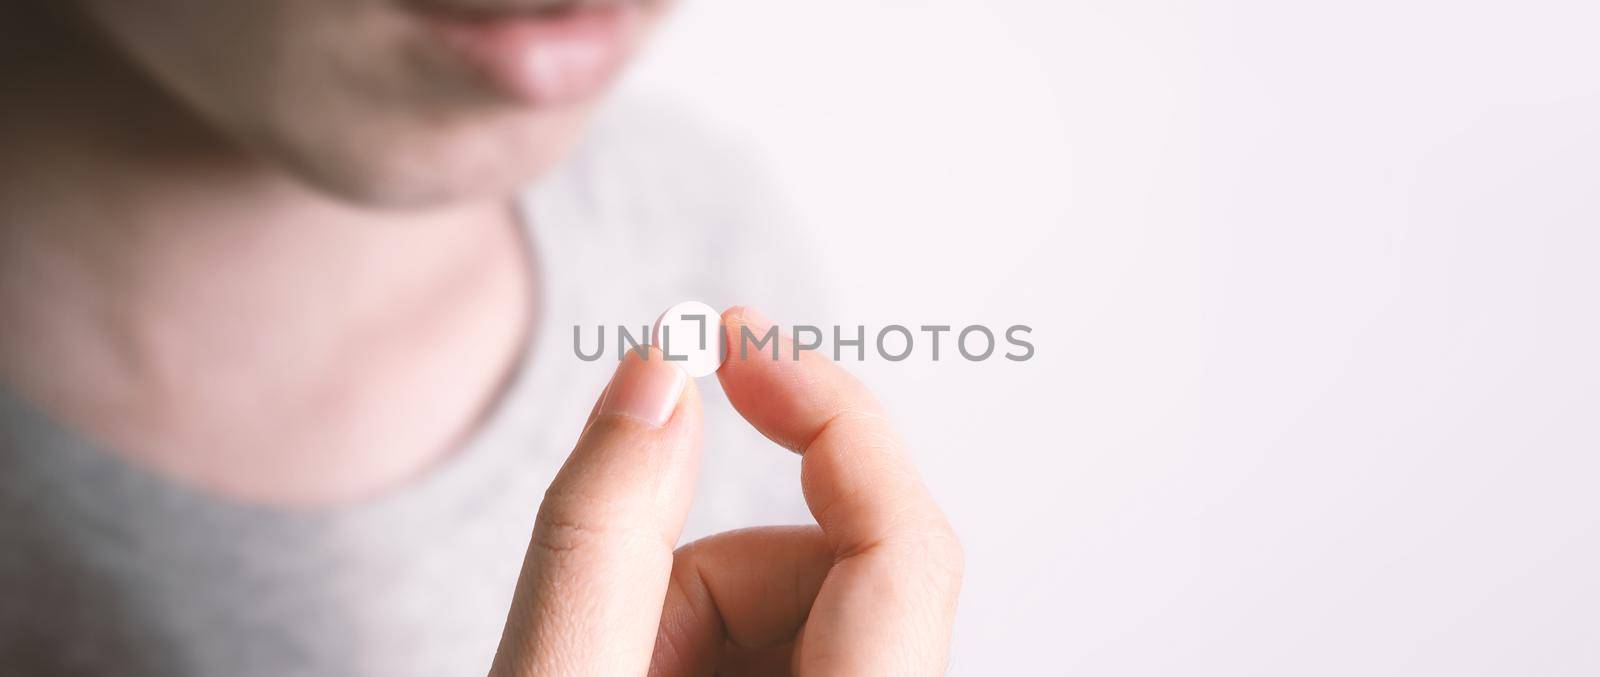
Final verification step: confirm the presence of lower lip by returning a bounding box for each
[419,4,644,106]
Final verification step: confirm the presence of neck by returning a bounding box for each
[0,4,535,505]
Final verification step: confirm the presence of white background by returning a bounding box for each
[627,1,1600,673]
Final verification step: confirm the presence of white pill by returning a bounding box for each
[652,301,726,378]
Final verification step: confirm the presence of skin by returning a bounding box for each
[0,0,612,503]
[0,0,962,673]
[492,310,963,675]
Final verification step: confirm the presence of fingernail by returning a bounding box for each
[599,350,687,428]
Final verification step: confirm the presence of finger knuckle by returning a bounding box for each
[888,521,965,588]
[531,506,615,560]
[803,407,897,456]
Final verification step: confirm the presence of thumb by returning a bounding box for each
[491,348,702,677]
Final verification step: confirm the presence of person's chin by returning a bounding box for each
[266,113,594,210]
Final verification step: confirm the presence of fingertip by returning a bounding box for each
[600,347,693,429]
[714,306,879,454]
[716,305,778,386]
[674,364,703,424]
[721,305,772,331]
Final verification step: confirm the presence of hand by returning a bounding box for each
[488,307,963,676]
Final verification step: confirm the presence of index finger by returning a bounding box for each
[716,307,958,562]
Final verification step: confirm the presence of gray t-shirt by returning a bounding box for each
[0,100,820,676]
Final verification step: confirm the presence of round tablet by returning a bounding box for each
[652,301,726,378]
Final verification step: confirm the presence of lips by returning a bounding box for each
[414,0,646,106]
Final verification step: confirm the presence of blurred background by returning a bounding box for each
[626,1,1599,674]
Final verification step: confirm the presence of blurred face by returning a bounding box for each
[72,0,671,207]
